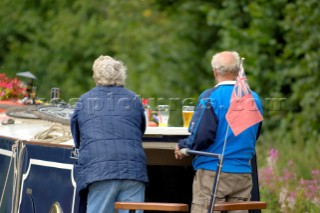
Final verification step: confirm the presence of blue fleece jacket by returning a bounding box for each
[178,81,262,173]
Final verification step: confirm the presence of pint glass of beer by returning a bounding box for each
[158,105,170,127]
[182,106,194,127]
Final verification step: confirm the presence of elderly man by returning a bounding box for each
[71,56,148,213]
[175,51,263,213]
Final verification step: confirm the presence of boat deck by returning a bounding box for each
[0,112,189,145]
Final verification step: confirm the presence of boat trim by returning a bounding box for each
[0,148,12,157]
[18,159,76,213]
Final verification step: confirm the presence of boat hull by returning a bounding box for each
[1,124,261,213]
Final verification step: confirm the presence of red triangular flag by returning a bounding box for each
[226,61,263,136]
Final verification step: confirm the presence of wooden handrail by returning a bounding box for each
[114,202,189,212]
[213,201,267,211]
[115,201,267,212]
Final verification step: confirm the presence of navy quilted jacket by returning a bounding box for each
[71,86,148,191]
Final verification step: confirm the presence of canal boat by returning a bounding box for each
[0,102,262,213]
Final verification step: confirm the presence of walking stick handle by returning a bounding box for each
[180,148,221,159]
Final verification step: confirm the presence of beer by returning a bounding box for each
[182,106,194,127]
[158,105,170,127]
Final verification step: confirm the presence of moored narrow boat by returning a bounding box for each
[0,105,194,213]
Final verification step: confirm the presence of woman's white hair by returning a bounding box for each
[211,51,241,77]
[92,55,127,86]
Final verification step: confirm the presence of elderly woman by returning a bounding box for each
[71,56,148,213]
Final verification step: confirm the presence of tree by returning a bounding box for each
[0,0,319,145]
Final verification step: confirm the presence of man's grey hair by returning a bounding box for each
[92,55,127,86]
[211,51,241,77]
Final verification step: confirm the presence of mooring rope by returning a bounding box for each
[32,124,72,143]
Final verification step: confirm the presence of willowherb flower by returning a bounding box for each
[279,187,297,212]
[282,167,296,183]
[267,148,279,169]
[287,191,297,210]
[279,187,288,210]
[269,148,279,159]
[260,148,320,211]
[298,170,320,206]
[311,170,320,179]
[259,166,278,192]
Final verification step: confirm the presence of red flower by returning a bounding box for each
[0,73,27,100]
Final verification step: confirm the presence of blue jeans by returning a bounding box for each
[87,179,145,213]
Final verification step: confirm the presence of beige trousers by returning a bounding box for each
[191,169,252,213]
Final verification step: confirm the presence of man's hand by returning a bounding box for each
[174,144,185,160]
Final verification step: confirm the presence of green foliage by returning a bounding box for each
[0,0,214,100]
[278,0,320,145]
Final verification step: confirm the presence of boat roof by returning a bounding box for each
[0,112,74,145]
[0,112,189,147]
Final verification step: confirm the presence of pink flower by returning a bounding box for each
[261,148,320,211]
[287,191,297,209]
[311,170,320,179]
[6,82,13,89]
[299,178,306,186]
[269,148,279,159]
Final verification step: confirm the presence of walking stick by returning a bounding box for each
[181,125,230,213]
